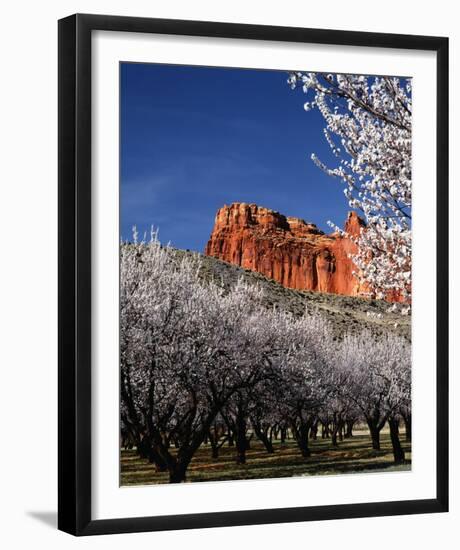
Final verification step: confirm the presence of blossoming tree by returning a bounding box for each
[288,72,412,303]
[334,330,411,462]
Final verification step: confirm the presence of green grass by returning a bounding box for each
[120,430,411,486]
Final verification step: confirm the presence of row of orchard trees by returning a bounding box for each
[120,234,411,483]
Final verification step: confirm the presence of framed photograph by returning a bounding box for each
[58,13,449,536]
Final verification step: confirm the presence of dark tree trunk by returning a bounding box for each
[259,434,274,453]
[237,433,252,463]
[121,429,136,450]
[235,415,250,464]
[338,421,344,441]
[402,412,412,442]
[147,446,168,472]
[331,431,338,447]
[293,422,311,458]
[345,420,354,438]
[236,448,246,464]
[137,438,150,459]
[166,416,220,483]
[253,422,275,454]
[221,415,235,447]
[208,426,226,460]
[169,462,188,483]
[367,421,381,450]
[388,417,405,463]
[310,420,318,440]
[138,436,168,472]
[151,403,223,484]
[280,427,287,444]
[298,433,311,457]
[209,434,219,459]
[331,415,342,447]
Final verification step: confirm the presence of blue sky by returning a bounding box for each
[120,63,350,251]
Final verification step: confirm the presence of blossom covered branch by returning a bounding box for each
[288,72,412,304]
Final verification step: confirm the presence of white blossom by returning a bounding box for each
[289,72,412,304]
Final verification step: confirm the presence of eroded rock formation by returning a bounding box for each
[204,202,367,297]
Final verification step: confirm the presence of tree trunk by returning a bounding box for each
[338,421,344,441]
[235,415,249,464]
[345,420,354,438]
[167,422,216,483]
[331,415,342,447]
[294,423,311,458]
[253,422,275,454]
[298,439,310,457]
[137,437,168,471]
[367,421,381,450]
[388,417,405,463]
[236,426,248,464]
[260,435,274,454]
[207,427,223,459]
[310,420,318,440]
[402,412,412,442]
[236,448,246,464]
[169,462,188,483]
[235,431,248,464]
[331,431,338,447]
[148,447,168,472]
[280,427,287,444]
[235,432,252,464]
[137,438,149,459]
[165,445,194,483]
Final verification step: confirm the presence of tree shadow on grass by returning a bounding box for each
[120,434,412,485]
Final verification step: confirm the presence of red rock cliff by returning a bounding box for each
[205,202,367,297]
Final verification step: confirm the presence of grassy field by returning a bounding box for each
[120,429,411,486]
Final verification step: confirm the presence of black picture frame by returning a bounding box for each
[58,13,449,536]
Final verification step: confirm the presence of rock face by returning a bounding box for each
[205,202,367,297]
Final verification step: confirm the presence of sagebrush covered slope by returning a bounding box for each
[174,248,411,340]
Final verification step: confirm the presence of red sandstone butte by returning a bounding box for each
[204,202,367,297]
